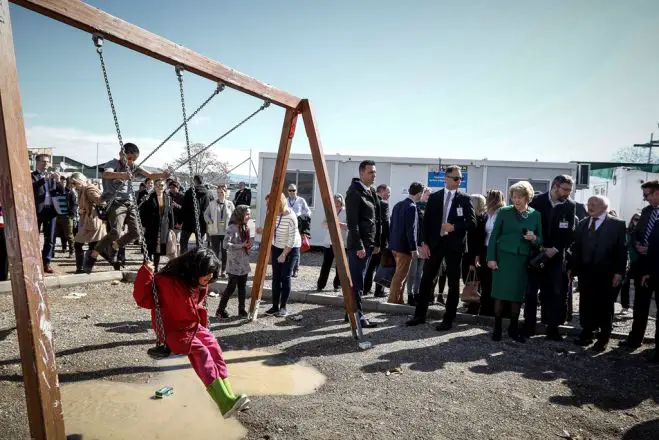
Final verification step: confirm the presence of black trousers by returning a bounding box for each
[363,251,384,295]
[218,274,248,313]
[628,276,658,347]
[414,244,462,322]
[525,256,565,328]
[317,246,340,290]
[578,268,616,341]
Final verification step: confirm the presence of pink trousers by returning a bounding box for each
[188,326,229,386]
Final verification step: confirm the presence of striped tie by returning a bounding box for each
[644,208,659,244]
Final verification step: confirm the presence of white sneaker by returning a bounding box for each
[208,291,219,298]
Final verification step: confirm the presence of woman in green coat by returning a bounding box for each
[487,181,542,342]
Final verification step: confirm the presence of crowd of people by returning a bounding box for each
[321,160,658,361]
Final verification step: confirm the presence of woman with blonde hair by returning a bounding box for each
[487,181,542,342]
[474,190,506,316]
[265,193,301,317]
[69,172,106,273]
[317,193,348,292]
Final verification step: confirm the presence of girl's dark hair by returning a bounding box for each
[159,248,220,288]
[229,205,250,226]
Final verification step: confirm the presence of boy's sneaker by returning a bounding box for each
[264,307,279,316]
[275,308,288,318]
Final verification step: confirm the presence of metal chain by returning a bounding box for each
[151,280,167,346]
[93,34,150,260]
[173,101,270,173]
[138,82,225,168]
[176,66,204,249]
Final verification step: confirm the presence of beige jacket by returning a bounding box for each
[74,185,107,243]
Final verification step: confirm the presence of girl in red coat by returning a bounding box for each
[133,248,250,418]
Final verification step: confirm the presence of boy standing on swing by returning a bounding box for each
[85,143,170,272]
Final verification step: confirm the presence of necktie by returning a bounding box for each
[644,208,659,244]
[443,191,452,224]
[589,218,596,233]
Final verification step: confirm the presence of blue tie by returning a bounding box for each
[644,208,659,244]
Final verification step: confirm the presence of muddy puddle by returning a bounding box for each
[61,350,325,440]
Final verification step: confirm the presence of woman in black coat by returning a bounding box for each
[464,194,487,314]
[139,180,175,271]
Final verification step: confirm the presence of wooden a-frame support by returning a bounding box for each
[0,1,359,438]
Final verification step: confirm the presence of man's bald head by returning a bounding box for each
[587,195,609,218]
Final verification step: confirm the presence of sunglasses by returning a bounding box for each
[446,175,462,182]
[288,189,296,192]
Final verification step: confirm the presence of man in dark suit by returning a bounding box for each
[524,175,576,341]
[234,181,252,207]
[31,154,64,274]
[571,195,626,352]
[407,165,476,330]
[623,180,659,362]
[345,160,382,329]
[364,184,391,297]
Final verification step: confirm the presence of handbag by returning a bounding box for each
[527,247,549,271]
[374,265,395,289]
[166,229,178,258]
[461,268,481,303]
[300,234,311,253]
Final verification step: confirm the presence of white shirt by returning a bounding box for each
[323,208,348,247]
[287,196,311,217]
[588,215,605,231]
[442,189,456,224]
[485,210,499,246]
[272,211,301,249]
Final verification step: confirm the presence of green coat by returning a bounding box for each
[486,206,543,302]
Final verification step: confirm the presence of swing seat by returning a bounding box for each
[147,344,171,360]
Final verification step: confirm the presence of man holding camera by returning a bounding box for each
[31,154,64,274]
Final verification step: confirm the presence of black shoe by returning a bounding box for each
[574,332,593,347]
[508,326,526,343]
[238,310,248,318]
[83,256,97,274]
[147,344,171,359]
[435,320,452,331]
[492,329,502,341]
[546,329,564,342]
[406,317,425,327]
[592,340,608,353]
[216,309,229,319]
[374,292,387,298]
[620,339,642,349]
[360,320,377,329]
[407,296,416,307]
[522,322,536,338]
[436,296,445,305]
[264,307,278,315]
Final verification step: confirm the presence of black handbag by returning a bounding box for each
[528,248,549,270]
[374,266,395,288]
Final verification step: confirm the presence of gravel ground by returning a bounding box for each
[0,279,658,439]
[41,245,657,339]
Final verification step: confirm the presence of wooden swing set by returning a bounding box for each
[0,1,365,438]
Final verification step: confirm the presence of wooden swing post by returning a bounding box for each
[3,1,357,438]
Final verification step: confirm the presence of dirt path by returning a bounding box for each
[0,281,657,440]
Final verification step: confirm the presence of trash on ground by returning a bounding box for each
[63,292,87,300]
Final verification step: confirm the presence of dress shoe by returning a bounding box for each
[436,295,445,305]
[574,332,594,346]
[406,317,425,327]
[620,339,642,349]
[508,326,526,343]
[592,340,608,353]
[43,265,55,274]
[545,328,564,342]
[492,329,502,341]
[435,320,452,331]
[360,320,377,329]
[522,323,536,338]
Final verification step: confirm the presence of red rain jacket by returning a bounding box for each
[133,265,209,354]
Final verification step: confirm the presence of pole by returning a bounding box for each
[96,142,99,179]
[0,1,66,437]
[248,148,252,190]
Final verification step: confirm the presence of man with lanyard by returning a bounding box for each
[85,143,170,272]
[524,175,576,341]
[623,180,659,362]
[31,154,64,274]
[286,183,311,277]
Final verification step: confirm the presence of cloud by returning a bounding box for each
[23,112,38,119]
[25,125,257,175]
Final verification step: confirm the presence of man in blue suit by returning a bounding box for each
[31,154,64,273]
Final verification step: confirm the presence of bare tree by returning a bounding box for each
[163,143,230,186]
[611,146,658,164]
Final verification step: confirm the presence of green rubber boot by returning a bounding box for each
[206,378,251,419]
